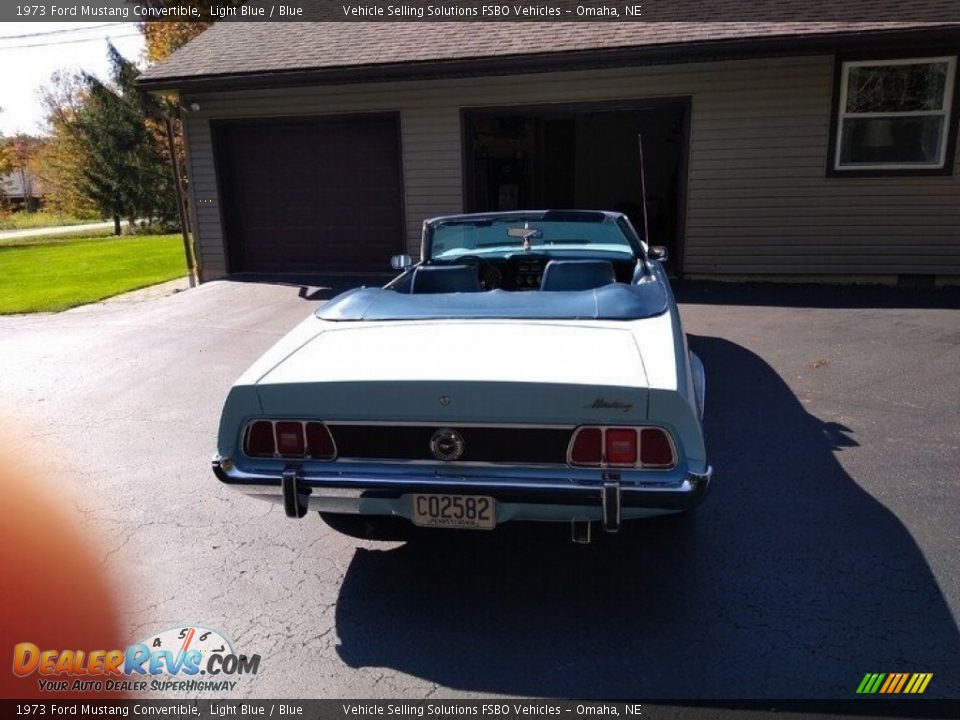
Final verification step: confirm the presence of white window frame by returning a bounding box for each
[834,55,957,171]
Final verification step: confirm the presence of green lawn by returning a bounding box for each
[0,211,99,231]
[0,234,186,314]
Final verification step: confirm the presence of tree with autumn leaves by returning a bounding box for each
[36,72,100,219]
[136,3,245,218]
[37,46,177,233]
[0,125,12,179]
[1,114,46,214]
[31,11,230,234]
[140,17,211,63]
[0,121,13,211]
[138,1,246,61]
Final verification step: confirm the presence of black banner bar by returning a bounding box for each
[3,700,960,720]
[0,0,959,23]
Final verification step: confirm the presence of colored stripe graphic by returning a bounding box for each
[879,674,896,693]
[881,673,904,693]
[857,672,932,694]
[856,673,886,694]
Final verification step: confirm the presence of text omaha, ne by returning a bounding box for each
[341,4,637,17]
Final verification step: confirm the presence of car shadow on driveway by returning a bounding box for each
[673,280,960,310]
[330,336,960,699]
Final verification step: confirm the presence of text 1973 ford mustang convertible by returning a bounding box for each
[213,210,711,542]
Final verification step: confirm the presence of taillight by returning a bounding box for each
[243,420,337,460]
[640,428,675,467]
[305,422,336,460]
[605,428,638,466]
[275,422,305,456]
[569,427,602,466]
[568,426,675,469]
[245,421,275,457]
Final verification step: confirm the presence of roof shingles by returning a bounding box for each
[139,21,955,84]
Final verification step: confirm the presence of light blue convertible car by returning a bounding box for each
[213,210,711,542]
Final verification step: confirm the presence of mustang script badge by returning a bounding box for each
[430,428,465,461]
[587,398,634,413]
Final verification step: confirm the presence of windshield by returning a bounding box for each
[430,214,636,260]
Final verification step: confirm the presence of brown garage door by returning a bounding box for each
[214,115,404,274]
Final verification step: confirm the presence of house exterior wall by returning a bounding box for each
[181,54,960,279]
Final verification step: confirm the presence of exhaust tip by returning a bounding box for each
[571,518,593,544]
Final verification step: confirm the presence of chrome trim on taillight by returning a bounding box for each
[566,425,677,470]
[242,419,338,461]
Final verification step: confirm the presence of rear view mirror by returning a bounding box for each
[391,254,413,271]
[507,226,543,240]
[649,246,669,262]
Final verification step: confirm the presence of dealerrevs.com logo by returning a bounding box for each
[12,625,260,693]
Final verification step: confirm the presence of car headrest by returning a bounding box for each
[540,260,616,292]
[410,264,482,294]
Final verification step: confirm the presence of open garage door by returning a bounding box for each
[214,115,404,274]
[463,100,689,274]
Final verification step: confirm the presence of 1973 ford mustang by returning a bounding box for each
[213,210,711,542]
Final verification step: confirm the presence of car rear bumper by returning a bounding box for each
[212,456,712,531]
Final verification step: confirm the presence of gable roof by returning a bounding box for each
[138,21,960,91]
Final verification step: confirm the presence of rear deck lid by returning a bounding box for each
[258,321,645,387]
[254,321,649,424]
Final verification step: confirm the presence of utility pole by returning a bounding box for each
[164,113,198,287]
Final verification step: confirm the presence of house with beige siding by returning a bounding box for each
[138,22,960,282]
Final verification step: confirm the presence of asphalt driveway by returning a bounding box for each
[0,279,958,702]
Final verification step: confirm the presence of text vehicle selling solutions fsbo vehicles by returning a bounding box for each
[213,210,712,542]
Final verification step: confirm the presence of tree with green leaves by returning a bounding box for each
[72,44,177,234]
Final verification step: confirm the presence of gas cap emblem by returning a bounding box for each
[430,428,465,462]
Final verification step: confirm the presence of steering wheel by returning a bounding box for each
[457,255,502,290]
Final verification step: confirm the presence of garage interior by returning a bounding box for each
[213,115,405,275]
[463,101,689,270]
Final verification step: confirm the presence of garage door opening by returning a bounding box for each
[463,100,689,272]
[213,114,405,275]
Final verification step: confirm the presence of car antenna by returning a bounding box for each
[637,133,651,245]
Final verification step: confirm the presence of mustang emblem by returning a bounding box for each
[587,398,634,413]
[430,428,465,462]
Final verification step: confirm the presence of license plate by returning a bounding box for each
[411,494,496,530]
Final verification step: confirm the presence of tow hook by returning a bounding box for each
[281,464,310,519]
[601,471,621,533]
[571,472,621,543]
